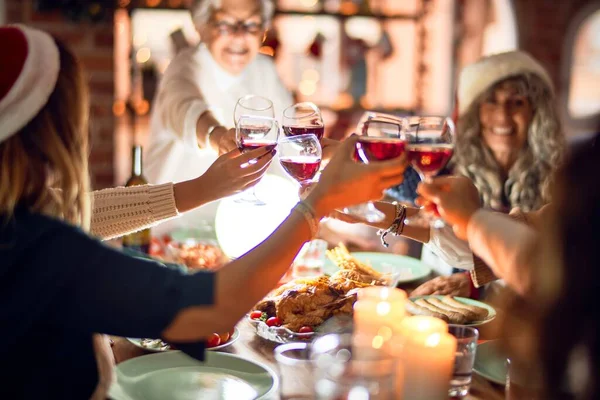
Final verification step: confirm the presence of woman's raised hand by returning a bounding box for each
[415,176,481,240]
[303,135,406,218]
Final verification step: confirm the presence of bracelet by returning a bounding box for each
[377,202,407,248]
[293,201,319,238]
[205,125,223,151]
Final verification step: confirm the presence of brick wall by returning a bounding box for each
[5,0,115,189]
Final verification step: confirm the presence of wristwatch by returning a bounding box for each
[205,125,224,150]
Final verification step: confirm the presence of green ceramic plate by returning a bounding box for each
[473,340,507,385]
[324,252,432,285]
[409,295,497,326]
[127,328,240,352]
[108,351,278,400]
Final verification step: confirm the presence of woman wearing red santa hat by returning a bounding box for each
[0,25,406,399]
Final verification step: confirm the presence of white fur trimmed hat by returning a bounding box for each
[457,50,553,116]
[0,24,60,143]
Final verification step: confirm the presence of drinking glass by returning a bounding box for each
[403,116,455,228]
[343,114,407,223]
[505,358,544,400]
[282,102,325,141]
[448,325,479,398]
[235,115,279,205]
[278,134,322,187]
[311,333,397,399]
[274,342,314,400]
[233,94,274,126]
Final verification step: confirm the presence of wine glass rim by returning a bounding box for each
[283,102,321,119]
[237,114,278,123]
[236,94,274,111]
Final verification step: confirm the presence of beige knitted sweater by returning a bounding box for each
[90,182,179,240]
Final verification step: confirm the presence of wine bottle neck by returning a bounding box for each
[132,146,143,177]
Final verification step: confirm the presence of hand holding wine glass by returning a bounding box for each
[404,116,456,228]
[282,102,324,140]
[235,115,280,205]
[278,134,322,187]
[343,115,408,223]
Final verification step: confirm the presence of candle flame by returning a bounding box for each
[424,333,441,347]
[376,301,391,316]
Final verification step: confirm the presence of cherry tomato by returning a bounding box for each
[218,332,230,343]
[206,333,221,348]
[266,317,282,327]
[250,311,263,320]
[298,326,313,334]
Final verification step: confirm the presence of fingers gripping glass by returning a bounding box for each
[235,115,280,206]
[278,134,322,187]
[343,114,408,223]
[282,102,325,141]
[404,116,455,229]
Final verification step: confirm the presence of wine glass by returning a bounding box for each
[282,102,325,141]
[343,115,407,223]
[235,115,280,205]
[234,94,274,126]
[278,134,322,187]
[403,116,455,228]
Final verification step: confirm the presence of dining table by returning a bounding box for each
[111,317,505,400]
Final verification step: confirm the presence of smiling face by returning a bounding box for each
[478,80,534,172]
[203,0,264,76]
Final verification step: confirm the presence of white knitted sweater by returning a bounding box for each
[89,182,179,240]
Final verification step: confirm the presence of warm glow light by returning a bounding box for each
[215,175,299,259]
[136,47,151,63]
[259,46,275,57]
[375,301,391,316]
[301,0,318,7]
[377,326,393,341]
[146,0,161,7]
[136,100,150,115]
[340,2,359,15]
[358,287,407,302]
[113,100,126,116]
[371,335,384,349]
[133,32,147,47]
[302,68,320,82]
[424,333,442,348]
[168,0,182,7]
[299,80,317,96]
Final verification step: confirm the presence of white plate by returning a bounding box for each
[108,351,278,400]
[127,327,240,352]
[324,252,432,285]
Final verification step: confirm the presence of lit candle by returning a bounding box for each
[398,317,456,400]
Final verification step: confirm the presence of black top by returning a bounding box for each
[0,210,215,399]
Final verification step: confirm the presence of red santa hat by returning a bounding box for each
[457,50,553,117]
[0,25,60,143]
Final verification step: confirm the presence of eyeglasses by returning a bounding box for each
[211,19,264,36]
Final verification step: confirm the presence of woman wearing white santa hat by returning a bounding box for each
[0,24,406,400]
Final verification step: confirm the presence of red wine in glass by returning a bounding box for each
[279,156,321,183]
[239,139,277,153]
[283,125,325,141]
[407,144,453,178]
[355,137,406,163]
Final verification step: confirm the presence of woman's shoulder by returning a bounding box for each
[1,209,89,245]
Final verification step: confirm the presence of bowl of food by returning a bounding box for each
[166,238,228,271]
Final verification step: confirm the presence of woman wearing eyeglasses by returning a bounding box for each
[145,0,294,234]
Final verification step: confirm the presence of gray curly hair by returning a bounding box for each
[451,73,566,212]
[191,0,275,30]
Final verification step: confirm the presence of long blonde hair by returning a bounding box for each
[452,74,565,212]
[0,39,90,229]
